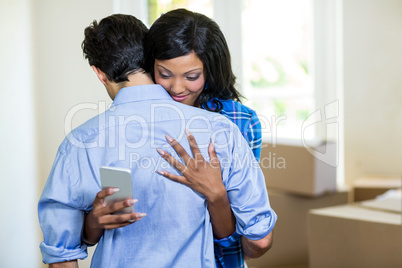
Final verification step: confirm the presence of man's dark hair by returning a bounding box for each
[82,14,148,83]
[144,9,242,112]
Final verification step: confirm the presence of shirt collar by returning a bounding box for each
[111,84,172,107]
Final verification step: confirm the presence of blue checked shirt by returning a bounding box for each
[205,99,263,268]
[216,99,262,162]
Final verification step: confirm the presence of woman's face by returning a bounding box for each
[154,51,206,107]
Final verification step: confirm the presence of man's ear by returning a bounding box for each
[92,66,108,85]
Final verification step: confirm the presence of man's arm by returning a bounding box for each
[38,148,89,264]
[49,260,78,268]
[241,231,273,259]
[221,125,277,255]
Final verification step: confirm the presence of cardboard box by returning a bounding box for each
[260,140,337,197]
[308,204,402,268]
[352,176,402,202]
[246,188,349,268]
[359,189,401,213]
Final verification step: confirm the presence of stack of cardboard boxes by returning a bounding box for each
[246,140,349,268]
[308,177,402,268]
[351,176,402,202]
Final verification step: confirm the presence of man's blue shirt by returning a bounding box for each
[38,84,277,267]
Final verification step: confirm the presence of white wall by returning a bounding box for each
[0,0,113,266]
[343,0,402,183]
[0,0,38,267]
[33,1,115,267]
[33,0,114,197]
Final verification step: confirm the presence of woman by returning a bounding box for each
[143,9,263,267]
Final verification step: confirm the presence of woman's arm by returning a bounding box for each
[156,130,236,239]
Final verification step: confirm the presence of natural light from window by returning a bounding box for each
[147,0,212,25]
[242,0,314,141]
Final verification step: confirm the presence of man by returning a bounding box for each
[38,14,276,267]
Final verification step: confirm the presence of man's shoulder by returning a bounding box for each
[59,111,105,152]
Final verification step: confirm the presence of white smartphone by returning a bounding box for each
[100,166,134,215]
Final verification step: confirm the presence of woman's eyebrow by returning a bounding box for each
[156,65,202,75]
[183,68,203,75]
[156,65,172,73]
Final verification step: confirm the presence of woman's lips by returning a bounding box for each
[171,94,189,102]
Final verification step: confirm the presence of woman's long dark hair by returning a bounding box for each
[144,8,242,111]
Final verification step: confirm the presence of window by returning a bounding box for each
[147,0,213,25]
[242,0,314,141]
[120,0,330,142]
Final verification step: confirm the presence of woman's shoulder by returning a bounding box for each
[216,98,258,117]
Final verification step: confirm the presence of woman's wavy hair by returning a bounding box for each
[144,9,242,111]
[82,14,148,83]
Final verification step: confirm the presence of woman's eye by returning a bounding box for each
[159,73,171,79]
[187,76,200,81]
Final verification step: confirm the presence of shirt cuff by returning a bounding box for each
[238,210,277,240]
[40,241,88,264]
[213,231,241,247]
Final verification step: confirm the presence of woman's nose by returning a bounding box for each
[171,79,185,95]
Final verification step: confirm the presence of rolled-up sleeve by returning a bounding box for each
[38,147,88,264]
[220,127,277,240]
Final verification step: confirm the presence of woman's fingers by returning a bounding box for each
[157,170,188,185]
[101,212,147,229]
[104,199,138,215]
[93,198,137,219]
[156,148,187,173]
[165,134,191,164]
[156,133,224,200]
[90,190,146,231]
[94,187,120,204]
[185,129,204,162]
[208,139,220,169]
[93,188,136,214]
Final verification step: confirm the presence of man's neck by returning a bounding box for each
[106,71,155,100]
[125,71,154,87]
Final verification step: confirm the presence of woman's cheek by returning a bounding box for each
[188,80,204,93]
[155,77,169,89]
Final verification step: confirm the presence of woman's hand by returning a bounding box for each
[156,129,225,202]
[83,187,146,245]
[156,129,235,239]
